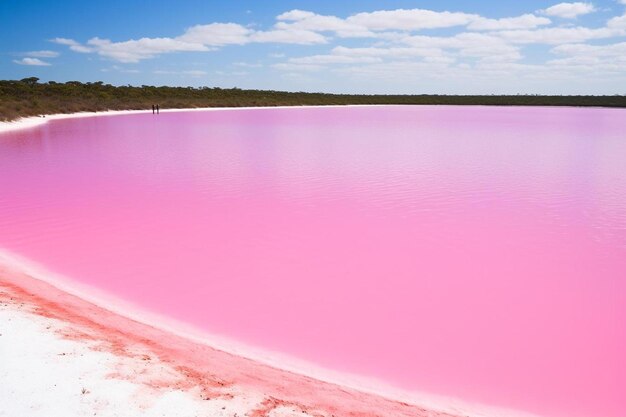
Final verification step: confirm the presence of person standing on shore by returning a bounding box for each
[152,104,155,114]
[156,104,160,114]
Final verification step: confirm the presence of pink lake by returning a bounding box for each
[0,106,625,417]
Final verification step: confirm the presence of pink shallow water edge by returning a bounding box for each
[0,106,625,417]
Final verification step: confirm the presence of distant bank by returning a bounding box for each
[1,77,625,122]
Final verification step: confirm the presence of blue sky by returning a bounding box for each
[2,1,626,94]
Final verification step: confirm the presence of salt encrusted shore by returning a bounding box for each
[0,259,474,417]
[0,254,546,417]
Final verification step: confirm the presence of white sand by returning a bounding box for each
[0,109,148,133]
[0,294,283,417]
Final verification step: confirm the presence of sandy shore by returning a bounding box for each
[0,253,547,417]
[0,256,476,417]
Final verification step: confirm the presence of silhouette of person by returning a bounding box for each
[152,104,155,114]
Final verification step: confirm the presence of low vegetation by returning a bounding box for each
[1,77,625,121]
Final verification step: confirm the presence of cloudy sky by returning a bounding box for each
[2,0,626,94]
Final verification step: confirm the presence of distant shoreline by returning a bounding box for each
[2,102,625,135]
[0,105,375,134]
[1,78,625,123]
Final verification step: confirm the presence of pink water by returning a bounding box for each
[1,106,625,417]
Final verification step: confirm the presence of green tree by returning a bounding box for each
[20,77,40,86]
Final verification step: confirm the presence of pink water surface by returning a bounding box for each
[1,106,625,417]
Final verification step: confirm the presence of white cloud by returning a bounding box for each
[551,41,626,58]
[346,8,478,31]
[177,23,251,45]
[250,29,327,44]
[542,2,596,19]
[495,26,618,44]
[85,37,209,63]
[331,60,461,82]
[53,21,326,62]
[468,14,551,30]
[402,33,522,59]
[275,9,375,38]
[277,10,316,21]
[607,14,626,28]
[548,41,626,73]
[23,50,59,58]
[332,45,445,59]
[50,37,93,53]
[101,65,139,73]
[274,44,449,72]
[274,9,554,37]
[13,57,51,66]
[288,55,382,65]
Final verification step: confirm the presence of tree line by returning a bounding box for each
[1,77,624,121]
